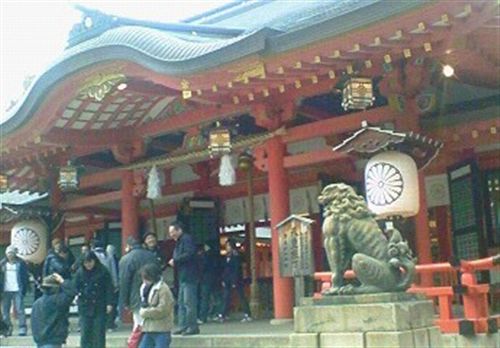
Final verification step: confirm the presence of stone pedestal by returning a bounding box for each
[292,293,442,348]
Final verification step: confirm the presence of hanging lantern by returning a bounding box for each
[11,219,48,264]
[365,151,419,218]
[219,154,236,186]
[342,77,375,110]
[147,165,162,200]
[0,174,8,193]
[58,161,79,192]
[209,125,231,158]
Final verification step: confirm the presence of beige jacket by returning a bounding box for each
[139,280,174,333]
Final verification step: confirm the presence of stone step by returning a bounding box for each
[0,333,291,348]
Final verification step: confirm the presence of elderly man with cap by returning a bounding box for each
[0,245,29,336]
[31,273,77,348]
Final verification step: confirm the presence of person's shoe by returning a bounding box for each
[18,328,27,336]
[173,328,186,335]
[197,319,205,325]
[215,314,225,323]
[241,314,252,322]
[182,328,200,336]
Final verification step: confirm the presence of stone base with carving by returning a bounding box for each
[292,293,442,348]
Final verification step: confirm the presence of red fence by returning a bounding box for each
[313,255,500,335]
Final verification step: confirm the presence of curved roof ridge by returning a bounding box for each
[69,4,246,48]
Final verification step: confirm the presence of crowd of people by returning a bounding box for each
[0,220,252,348]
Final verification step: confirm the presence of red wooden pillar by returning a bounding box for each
[267,136,294,319]
[50,175,65,240]
[435,206,452,261]
[121,171,139,253]
[416,173,433,285]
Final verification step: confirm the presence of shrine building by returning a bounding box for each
[0,0,499,319]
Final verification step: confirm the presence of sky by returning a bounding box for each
[0,0,231,122]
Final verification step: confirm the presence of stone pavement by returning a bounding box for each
[0,316,294,348]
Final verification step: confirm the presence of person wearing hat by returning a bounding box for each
[0,245,29,336]
[143,232,167,270]
[31,273,77,348]
[119,236,157,329]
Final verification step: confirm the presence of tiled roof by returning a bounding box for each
[2,0,425,131]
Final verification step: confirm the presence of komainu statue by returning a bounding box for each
[318,183,416,295]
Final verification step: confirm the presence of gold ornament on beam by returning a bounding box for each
[0,174,8,193]
[181,79,192,99]
[79,73,126,102]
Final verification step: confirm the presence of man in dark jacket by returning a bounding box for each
[43,244,72,280]
[0,245,30,336]
[143,232,167,270]
[219,239,251,322]
[119,236,156,328]
[74,251,113,348]
[168,221,199,335]
[31,273,77,348]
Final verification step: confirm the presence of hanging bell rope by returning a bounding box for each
[122,127,285,171]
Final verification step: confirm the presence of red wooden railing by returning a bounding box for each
[313,255,500,335]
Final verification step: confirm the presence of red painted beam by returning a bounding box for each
[67,207,121,218]
[284,106,398,143]
[42,127,136,147]
[79,169,122,189]
[60,191,121,210]
[137,104,248,137]
[284,148,349,169]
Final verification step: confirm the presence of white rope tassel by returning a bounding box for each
[219,154,236,186]
[147,165,162,199]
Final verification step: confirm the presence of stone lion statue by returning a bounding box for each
[318,183,415,295]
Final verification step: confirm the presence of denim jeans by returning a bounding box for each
[1,291,26,332]
[177,282,198,330]
[139,332,171,348]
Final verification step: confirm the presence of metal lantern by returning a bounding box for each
[342,77,375,110]
[208,126,231,157]
[238,151,254,171]
[0,174,8,193]
[58,162,79,192]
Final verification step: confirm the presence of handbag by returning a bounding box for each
[127,325,143,348]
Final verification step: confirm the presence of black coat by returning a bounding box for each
[31,281,77,345]
[173,233,199,284]
[119,245,157,311]
[0,257,30,296]
[74,264,113,317]
[222,251,244,287]
[43,252,71,280]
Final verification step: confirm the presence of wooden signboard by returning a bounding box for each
[277,215,315,277]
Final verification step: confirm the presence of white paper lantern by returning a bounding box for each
[11,219,48,264]
[365,151,419,218]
